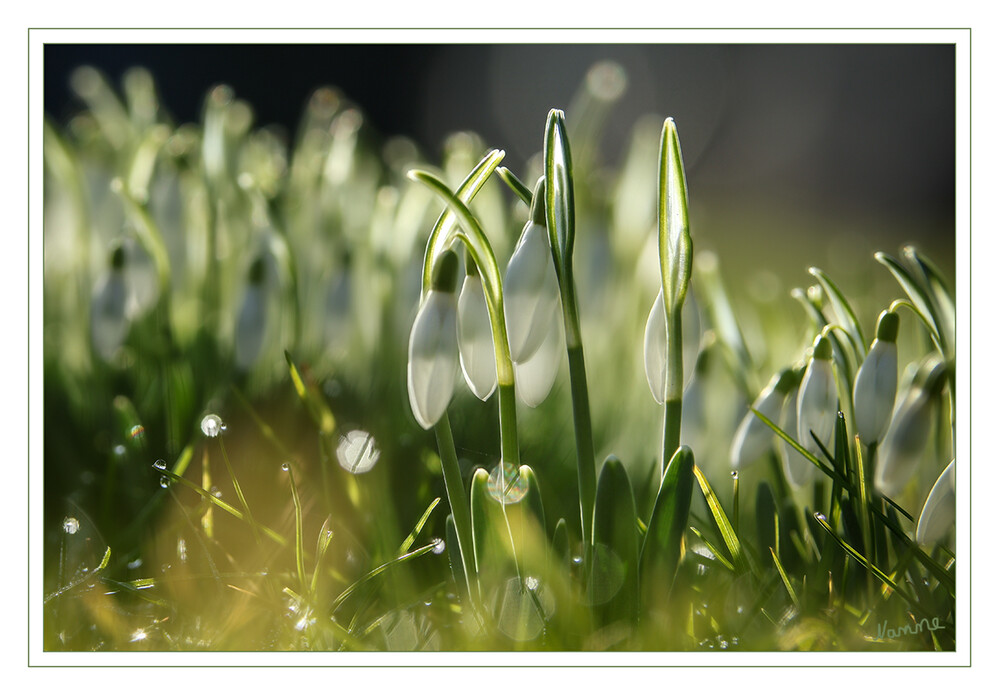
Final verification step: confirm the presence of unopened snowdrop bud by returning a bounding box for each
[730,368,799,470]
[91,244,132,362]
[457,259,497,401]
[408,250,460,430]
[234,255,268,370]
[503,196,560,363]
[797,335,837,462]
[643,289,700,404]
[874,359,947,498]
[916,460,955,548]
[514,303,563,407]
[853,310,899,445]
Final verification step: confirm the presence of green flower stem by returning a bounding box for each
[434,413,480,606]
[662,307,684,477]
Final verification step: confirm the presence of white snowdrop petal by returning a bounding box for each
[853,340,898,445]
[782,388,816,487]
[407,290,458,429]
[235,285,267,370]
[457,274,497,401]
[874,389,933,498]
[503,222,560,363]
[730,384,785,470]
[91,272,131,361]
[643,289,667,404]
[916,460,956,548]
[797,358,837,460]
[514,314,563,407]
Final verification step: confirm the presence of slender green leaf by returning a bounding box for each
[809,267,865,362]
[693,463,751,576]
[399,497,441,554]
[640,446,695,594]
[770,547,800,609]
[592,456,640,622]
[330,541,439,615]
[876,251,944,354]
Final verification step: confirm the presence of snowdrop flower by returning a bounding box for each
[796,334,837,464]
[874,358,947,498]
[90,244,133,362]
[234,255,268,370]
[916,460,955,548]
[514,303,563,407]
[407,250,460,430]
[730,368,800,470]
[782,385,815,487]
[456,262,497,401]
[503,206,560,364]
[853,310,899,445]
[643,288,700,405]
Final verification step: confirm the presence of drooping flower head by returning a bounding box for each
[853,310,899,445]
[90,243,133,362]
[916,460,955,549]
[730,367,801,470]
[796,334,837,471]
[456,253,497,401]
[407,249,460,430]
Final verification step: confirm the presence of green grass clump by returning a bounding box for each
[43,63,955,652]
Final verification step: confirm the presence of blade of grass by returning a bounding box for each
[398,497,441,555]
[692,464,752,577]
[770,547,800,610]
[330,541,440,615]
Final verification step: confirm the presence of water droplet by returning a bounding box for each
[431,537,446,555]
[200,414,223,438]
[159,476,170,488]
[571,555,583,566]
[130,425,145,439]
[177,538,187,563]
[152,459,167,470]
[815,512,827,522]
[423,600,433,607]
[731,470,739,480]
[210,486,222,498]
[487,461,528,504]
[525,576,540,592]
[280,462,290,472]
[161,564,171,573]
[127,558,143,570]
[336,429,380,474]
[219,423,228,434]
[62,517,80,534]
[113,444,127,456]
[130,628,147,642]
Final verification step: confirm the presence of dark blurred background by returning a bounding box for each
[44,42,956,288]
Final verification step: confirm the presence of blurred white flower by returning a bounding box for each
[234,256,268,370]
[503,220,559,363]
[407,251,459,430]
[643,288,700,405]
[916,460,955,548]
[853,310,899,445]
[874,359,946,498]
[730,368,799,470]
[90,245,134,362]
[456,271,497,401]
[797,334,837,464]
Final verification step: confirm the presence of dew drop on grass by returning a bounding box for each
[731,471,739,480]
[152,459,166,470]
[431,537,445,555]
[130,628,147,643]
[113,444,127,456]
[62,517,80,534]
[130,425,145,439]
[815,512,827,523]
[280,462,290,472]
[200,414,224,438]
[525,576,540,592]
[159,476,170,489]
[336,430,380,474]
